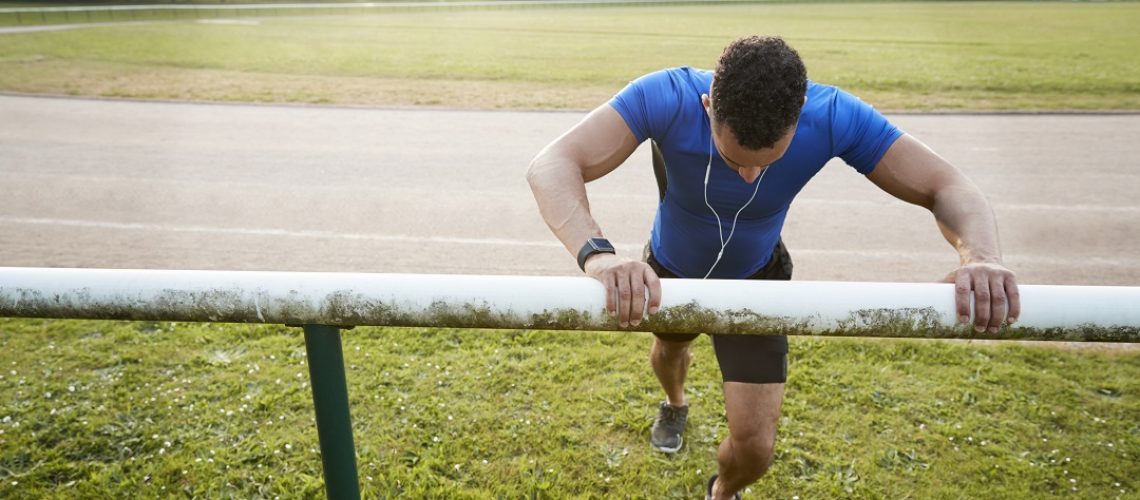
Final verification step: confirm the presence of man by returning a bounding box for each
[526,36,1019,499]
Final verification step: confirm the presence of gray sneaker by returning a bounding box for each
[650,401,688,453]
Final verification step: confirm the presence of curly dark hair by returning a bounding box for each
[711,36,807,150]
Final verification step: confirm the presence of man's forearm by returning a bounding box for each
[930,183,1004,265]
[526,154,604,258]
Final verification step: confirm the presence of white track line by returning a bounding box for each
[795,198,1140,214]
[2,216,1137,268]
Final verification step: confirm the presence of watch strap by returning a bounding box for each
[577,237,616,271]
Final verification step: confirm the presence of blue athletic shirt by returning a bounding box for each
[609,67,903,279]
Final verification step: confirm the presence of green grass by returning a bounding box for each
[1,2,1138,110]
[0,318,1136,498]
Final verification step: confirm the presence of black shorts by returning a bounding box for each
[644,240,792,384]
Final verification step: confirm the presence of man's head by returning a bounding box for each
[702,36,807,181]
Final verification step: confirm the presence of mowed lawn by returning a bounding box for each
[0,319,1137,498]
[0,2,1137,110]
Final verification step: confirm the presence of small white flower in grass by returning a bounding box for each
[68,385,75,392]
[44,392,51,399]
[482,460,488,465]
[159,448,165,455]
[1070,479,1077,484]
[11,481,17,486]
[285,444,292,451]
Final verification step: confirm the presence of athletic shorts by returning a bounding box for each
[643,240,792,384]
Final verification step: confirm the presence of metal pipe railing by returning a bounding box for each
[1,267,1137,342]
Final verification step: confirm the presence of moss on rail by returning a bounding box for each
[3,285,1139,342]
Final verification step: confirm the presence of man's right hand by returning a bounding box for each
[583,253,662,328]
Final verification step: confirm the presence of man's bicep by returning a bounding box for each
[866,134,964,209]
[546,104,641,182]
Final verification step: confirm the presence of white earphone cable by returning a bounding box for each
[701,130,766,279]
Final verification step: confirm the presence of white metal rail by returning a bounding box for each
[1,267,1137,341]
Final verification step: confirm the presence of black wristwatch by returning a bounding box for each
[577,237,616,271]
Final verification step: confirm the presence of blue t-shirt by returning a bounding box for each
[609,67,903,279]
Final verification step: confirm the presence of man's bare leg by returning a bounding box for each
[710,382,785,499]
[650,336,693,406]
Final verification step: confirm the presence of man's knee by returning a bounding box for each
[652,335,693,356]
[729,433,776,475]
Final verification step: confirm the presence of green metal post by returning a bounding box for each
[303,324,361,500]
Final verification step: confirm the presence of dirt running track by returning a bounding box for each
[1,96,1138,325]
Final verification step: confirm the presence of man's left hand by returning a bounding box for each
[942,263,1020,334]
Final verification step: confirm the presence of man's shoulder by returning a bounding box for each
[630,66,711,97]
[802,81,840,116]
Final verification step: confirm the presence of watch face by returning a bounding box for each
[590,238,614,252]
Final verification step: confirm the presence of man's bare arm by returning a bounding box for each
[867,134,1021,333]
[526,104,661,327]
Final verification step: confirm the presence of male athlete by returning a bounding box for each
[526,36,1019,499]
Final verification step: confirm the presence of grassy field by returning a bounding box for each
[0,2,1138,110]
[2,2,1139,498]
[0,319,1137,498]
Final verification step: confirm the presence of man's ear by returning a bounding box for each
[701,94,712,115]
